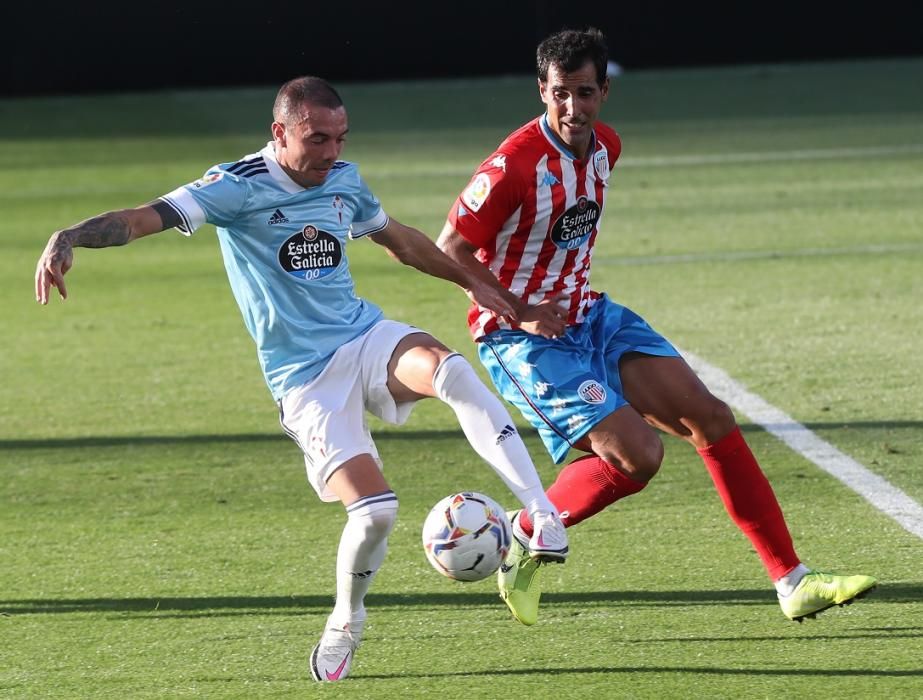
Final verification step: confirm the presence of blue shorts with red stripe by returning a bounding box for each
[477,294,679,464]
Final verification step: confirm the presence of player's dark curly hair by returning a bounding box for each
[537,28,608,87]
[273,76,343,125]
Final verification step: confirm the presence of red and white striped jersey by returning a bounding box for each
[448,114,621,340]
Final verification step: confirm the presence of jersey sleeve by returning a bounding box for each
[447,154,525,249]
[159,167,249,235]
[349,173,389,239]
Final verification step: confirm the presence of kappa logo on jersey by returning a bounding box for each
[267,209,289,225]
[594,151,610,180]
[550,195,600,250]
[540,171,560,187]
[462,173,491,212]
[278,224,342,280]
[577,380,607,404]
[489,155,507,172]
[193,172,223,188]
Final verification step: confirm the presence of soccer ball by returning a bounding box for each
[421,492,511,582]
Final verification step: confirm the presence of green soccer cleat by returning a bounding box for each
[497,535,543,626]
[778,571,877,622]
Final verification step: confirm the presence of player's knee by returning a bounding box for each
[626,440,664,482]
[695,396,738,445]
[597,439,663,482]
[347,493,399,537]
[432,352,475,396]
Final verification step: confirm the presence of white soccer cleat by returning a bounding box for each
[309,618,364,682]
[515,509,569,563]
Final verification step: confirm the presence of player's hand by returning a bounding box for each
[465,278,521,324]
[35,233,74,304]
[517,293,569,339]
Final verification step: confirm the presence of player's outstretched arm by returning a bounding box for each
[35,200,182,304]
[369,217,520,323]
[437,221,568,339]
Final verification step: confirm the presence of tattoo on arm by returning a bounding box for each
[60,213,133,248]
[149,199,183,231]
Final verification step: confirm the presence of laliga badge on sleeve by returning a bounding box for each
[462,173,491,212]
[193,171,224,189]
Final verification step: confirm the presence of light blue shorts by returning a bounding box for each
[478,294,679,463]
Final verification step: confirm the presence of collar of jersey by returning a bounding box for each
[260,142,310,194]
[539,114,596,162]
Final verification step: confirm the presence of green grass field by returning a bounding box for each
[2,59,922,698]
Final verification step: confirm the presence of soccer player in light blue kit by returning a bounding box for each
[35,76,568,683]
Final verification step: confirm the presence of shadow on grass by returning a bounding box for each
[1,583,917,616]
[2,421,922,451]
[359,665,923,680]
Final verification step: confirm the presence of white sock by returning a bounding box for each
[329,491,399,628]
[432,353,556,516]
[775,563,811,596]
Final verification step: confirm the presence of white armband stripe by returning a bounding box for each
[160,187,208,235]
[349,209,389,239]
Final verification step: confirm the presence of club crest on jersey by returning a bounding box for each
[578,380,607,404]
[332,195,346,224]
[550,195,600,250]
[193,171,223,188]
[462,173,491,212]
[594,151,610,180]
[278,225,342,280]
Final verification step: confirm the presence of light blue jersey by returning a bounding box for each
[161,143,389,400]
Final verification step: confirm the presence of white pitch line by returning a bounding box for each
[682,348,923,540]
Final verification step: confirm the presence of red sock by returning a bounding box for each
[698,427,800,580]
[518,455,647,536]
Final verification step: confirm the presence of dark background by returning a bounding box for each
[4,1,922,96]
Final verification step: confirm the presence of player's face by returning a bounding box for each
[539,61,609,159]
[272,105,349,187]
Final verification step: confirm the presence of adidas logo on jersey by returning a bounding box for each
[495,424,517,445]
[268,209,289,225]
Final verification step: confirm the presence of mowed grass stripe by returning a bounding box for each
[684,349,923,539]
[598,242,923,266]
[349,143,923,178]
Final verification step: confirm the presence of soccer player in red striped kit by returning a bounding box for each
[437,27,876,625]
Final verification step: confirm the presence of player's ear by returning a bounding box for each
[600,77,610,102]
[271,121,287,146]
[538,78,550,105]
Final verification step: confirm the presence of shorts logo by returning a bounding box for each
[594,151,610,180]
[462,173,491,212]
[278,225,342,280]
[550,195,600,250]
[578,380,607,404]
